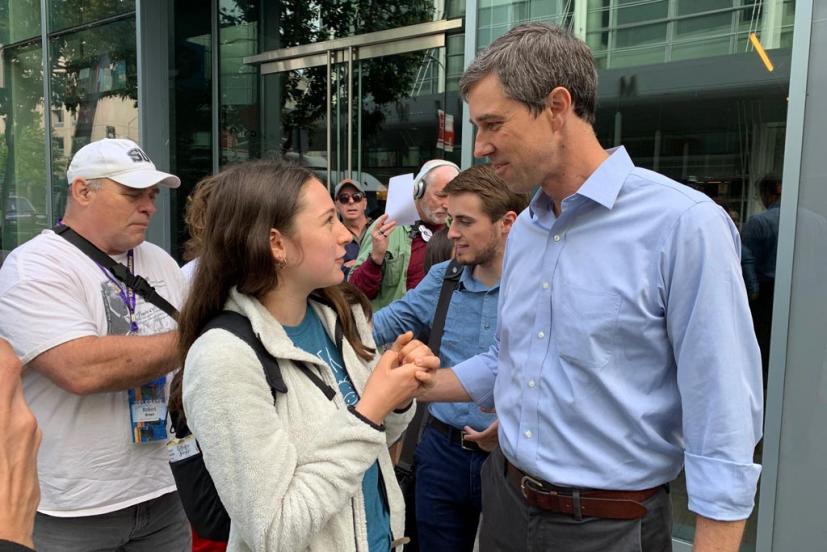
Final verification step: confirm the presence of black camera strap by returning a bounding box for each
[53,223,179,321]
[427,259,463,357]
[398,259,464,471]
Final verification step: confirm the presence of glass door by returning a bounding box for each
[251,19,463,211]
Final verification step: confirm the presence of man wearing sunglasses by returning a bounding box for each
[334,179,372,277]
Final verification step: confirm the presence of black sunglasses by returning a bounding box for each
[337,192,365,204]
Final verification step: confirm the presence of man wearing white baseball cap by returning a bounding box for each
[0,139,190,551]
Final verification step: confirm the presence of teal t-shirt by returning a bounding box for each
[283,305,391,552]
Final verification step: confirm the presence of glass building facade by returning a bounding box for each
[2,1,825,550]
[0,0,137,256]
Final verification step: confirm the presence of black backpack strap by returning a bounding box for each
[54,223,179,321]
[203,311,336,402]
[427,259,463,357]
[202,312,287,400]
[398,260,464,471]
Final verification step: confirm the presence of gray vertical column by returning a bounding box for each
[211,0,220,174]
[460,0,478,170]
[137,0,173,252]
[756,0,825,550]
[259,1,282,160]
[40,0,54,224]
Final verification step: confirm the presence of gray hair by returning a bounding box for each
[459,22,598,124]
[84,178,106,190]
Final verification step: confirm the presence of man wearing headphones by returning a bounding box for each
[349,160,460,310]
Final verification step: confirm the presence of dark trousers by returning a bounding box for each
[480,448,673,552]
[751,280,775,389]
[414,425,488,552]
[34,491,191,552]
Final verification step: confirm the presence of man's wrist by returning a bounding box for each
[369,252,385,266]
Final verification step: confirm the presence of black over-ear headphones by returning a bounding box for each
[412,159,461,200]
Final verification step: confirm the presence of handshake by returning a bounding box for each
[354,331,440,426]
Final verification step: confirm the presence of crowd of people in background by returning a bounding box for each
[0,21,768,552]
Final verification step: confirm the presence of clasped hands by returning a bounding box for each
[355,331,439,426]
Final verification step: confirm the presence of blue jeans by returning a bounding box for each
[414,424,488,552]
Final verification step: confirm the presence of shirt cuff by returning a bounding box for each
[452,358,496,409]
[363,255,384,275]
[684,450,762,520]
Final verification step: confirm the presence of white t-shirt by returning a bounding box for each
[0,230,185,516]
[180,257,199,282]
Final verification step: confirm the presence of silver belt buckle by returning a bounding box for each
[520,474,554,499]
[460,433,476,451]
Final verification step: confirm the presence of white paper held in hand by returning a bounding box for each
[385,173,419,226]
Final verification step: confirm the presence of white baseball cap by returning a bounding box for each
[66,138,181,189]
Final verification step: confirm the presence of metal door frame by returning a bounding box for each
[244,18,463,189]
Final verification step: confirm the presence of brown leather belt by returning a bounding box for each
[504,459,659,520]
[427,418,484,453]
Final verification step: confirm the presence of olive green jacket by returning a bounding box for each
[348,219,413,310]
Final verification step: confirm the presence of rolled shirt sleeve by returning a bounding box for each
[662,202,763,520]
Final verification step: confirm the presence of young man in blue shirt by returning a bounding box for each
[373,165,528,552]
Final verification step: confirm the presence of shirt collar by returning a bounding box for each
[457,264,500,292]
[528,187,553,220]
[528,146,634,220]
[575,146,633,210]
[528,146,635,220]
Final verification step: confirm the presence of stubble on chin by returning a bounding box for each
[503,173,535,194]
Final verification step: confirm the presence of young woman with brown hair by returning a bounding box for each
[171,160,435,552]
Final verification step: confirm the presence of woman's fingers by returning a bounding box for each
[389,331,414,353]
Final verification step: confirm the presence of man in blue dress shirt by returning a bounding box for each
[374,165,528,551]
[416,22,763,552]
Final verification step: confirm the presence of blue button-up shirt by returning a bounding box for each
[454,147,763,520]
[373,260,498,431]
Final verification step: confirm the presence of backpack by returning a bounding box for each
[168,311,337,542]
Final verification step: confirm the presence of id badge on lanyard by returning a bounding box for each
[128,377,169,444]
[99,250,169,444]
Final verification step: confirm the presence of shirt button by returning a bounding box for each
[543,282,549,289]
[537,331,545,339]
[524,430,533,439]
[483,322,490,329]
[553,234,561,242]
[528,380,536,388]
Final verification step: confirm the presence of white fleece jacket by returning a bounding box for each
[183,288,415,552]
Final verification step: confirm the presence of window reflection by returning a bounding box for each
[217,0,463,223]
[0,0,42,44]
[170,0,212,260]
[0,42,48,259]
[48,0,134,33]
[48,18,138,220]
